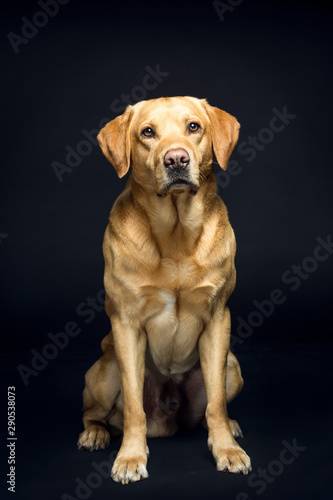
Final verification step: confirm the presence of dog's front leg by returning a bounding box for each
[111,315,148,484]
[199,305,251,474]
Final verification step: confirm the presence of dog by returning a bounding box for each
[77,96,251,483]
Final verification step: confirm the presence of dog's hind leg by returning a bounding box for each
[78,335,120,451]
[226,351,244,404]
[181,352,244,438]
[225,351,244,438]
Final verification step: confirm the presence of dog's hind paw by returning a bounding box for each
[77,425,110,451]
[229,418,243,439]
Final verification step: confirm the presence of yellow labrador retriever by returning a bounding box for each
[77,96,251,483]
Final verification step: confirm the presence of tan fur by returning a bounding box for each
[77,96,251,483]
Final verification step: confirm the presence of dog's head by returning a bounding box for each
[97,96,240,197]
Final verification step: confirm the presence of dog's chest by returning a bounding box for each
[144,281,214,376]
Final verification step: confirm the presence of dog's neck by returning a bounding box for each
[130,172,218,258]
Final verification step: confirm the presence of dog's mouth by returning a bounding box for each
[157,178,199,198]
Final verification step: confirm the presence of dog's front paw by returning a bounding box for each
[111,455,148,484]
[208,439,251,474]
[77,425,110,451]
[216,447,251,474]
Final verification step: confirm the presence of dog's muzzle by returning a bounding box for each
[156,148,198,197]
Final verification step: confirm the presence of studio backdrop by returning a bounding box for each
[1,1,332,499]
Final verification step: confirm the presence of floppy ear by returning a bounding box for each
[202,101,240,171]
[97,106,133,178]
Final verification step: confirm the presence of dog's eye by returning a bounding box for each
[189,122,201,133]
[142,127,155,137]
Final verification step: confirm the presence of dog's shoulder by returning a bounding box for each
[104,184,157,263]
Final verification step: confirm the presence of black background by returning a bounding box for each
[1,1,333,499]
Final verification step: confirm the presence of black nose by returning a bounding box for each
[164,148,190,171]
